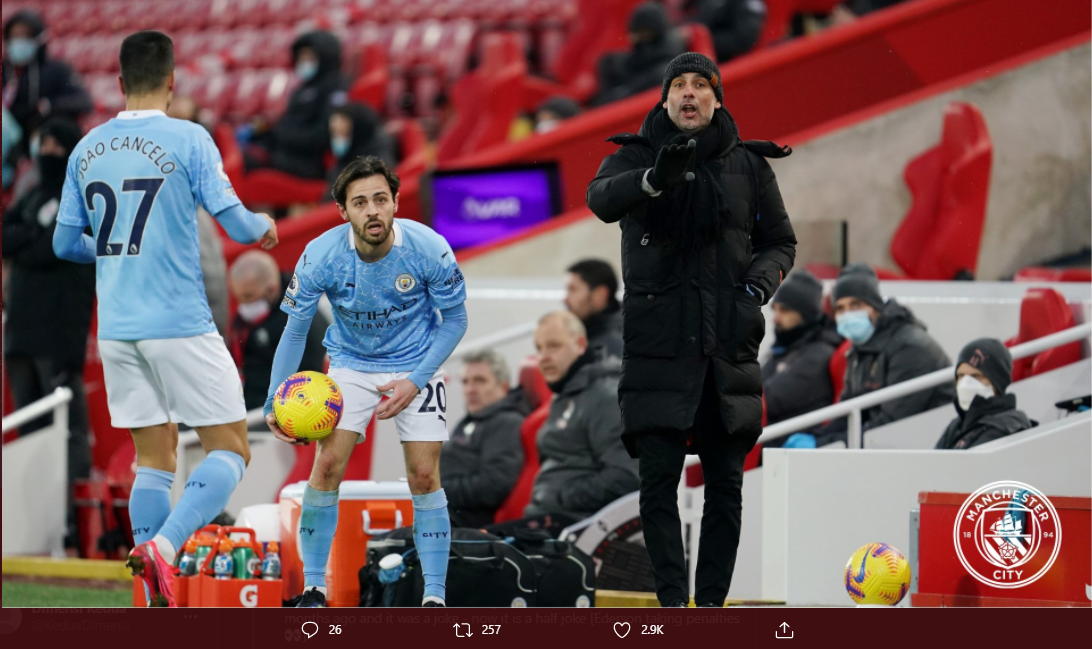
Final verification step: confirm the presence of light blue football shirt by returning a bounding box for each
[282,219,467,372]
[57,110,242,340]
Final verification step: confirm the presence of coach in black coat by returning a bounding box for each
[586,53,796,607]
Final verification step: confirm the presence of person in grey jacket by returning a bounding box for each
[935,338,1034,450]
[525,312,639,522]
[792,264,955,447]
[442,349,525,528]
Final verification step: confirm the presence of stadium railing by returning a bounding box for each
[2,386,74,556]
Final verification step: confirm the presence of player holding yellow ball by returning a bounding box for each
[264,157,467,608]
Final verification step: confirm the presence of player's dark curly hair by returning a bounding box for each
[332,156,401,205]
[120,31,174,96]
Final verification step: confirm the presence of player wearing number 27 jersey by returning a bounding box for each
[53,31,276,608]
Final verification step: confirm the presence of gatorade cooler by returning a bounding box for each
[278,480,414,607]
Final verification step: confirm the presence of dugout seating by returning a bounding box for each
[890,102,993,280]
[1005,288,1083,382]
[493,357,553,523]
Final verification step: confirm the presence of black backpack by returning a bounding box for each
[360,527,538,607]
[505,529,596,607]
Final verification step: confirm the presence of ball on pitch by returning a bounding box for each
[844,542,911,606]
[272,371,343,441]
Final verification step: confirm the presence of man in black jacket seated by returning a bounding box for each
[441,348,525,528]
[936,338,1035,450]
[762,269,842,426]
[586,52,796,607]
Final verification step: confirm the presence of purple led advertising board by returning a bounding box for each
[427,163,561,250]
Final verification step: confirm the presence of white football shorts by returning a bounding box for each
[327,367,449,443]
[98,333,246,429]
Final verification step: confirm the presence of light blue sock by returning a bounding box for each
[155,450,245,554]
[129,467,174,545]
[413,489,450,601]
[301,486,339,590]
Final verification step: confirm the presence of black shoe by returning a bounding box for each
[423,597,446,607]
[295,587,327,608]
[697,603,723,608]
[666,601,689,607]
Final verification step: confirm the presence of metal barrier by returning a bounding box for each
[2,386,73,434]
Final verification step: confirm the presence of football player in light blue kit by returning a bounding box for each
[265,156,468,608]
[53,31,278,606]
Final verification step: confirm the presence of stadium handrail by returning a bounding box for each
[680,322,1092,459]
[1,386,73,433]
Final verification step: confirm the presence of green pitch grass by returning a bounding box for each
[2,579,131,607]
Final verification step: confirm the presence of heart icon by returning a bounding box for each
[614,622,630,638]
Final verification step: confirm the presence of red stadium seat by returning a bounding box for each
[679,22,717,62]
[1013,267,1092,283]
[493,404,546,523]
[549,0,644,101]
[1005,288,1083,382]
[891,102,993,279]
[348,41,390,113]
[436,31,526,161]
[387,117,429,175]
[830,339,851,402]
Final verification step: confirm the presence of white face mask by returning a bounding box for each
[535,119,559,134]
[237,299,271,324]
[957,375,994,411]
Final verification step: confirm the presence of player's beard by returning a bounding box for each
[355,218,392,246]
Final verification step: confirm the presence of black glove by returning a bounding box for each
[647,138,696,192]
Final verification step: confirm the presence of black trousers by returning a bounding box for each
[636,367,760,606]
[5,354,92,541]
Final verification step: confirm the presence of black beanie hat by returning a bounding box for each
[831,263,885,312]
[957,338,1013,394]
[661,52,723,104]
[772,270,823,322]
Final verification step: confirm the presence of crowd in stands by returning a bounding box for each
[0,0,1062,546]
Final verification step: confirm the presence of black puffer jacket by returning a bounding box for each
[441,391,526,528]
[586,105,796,456]
[527,351,639,520]
[583,302,624,360]
[761,319,842,424]
[815,300,955,445]
[271,31,347,179]
[935,393,1035,450]
[2,10,93,141]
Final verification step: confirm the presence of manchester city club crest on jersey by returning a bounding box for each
[395,273,417,293]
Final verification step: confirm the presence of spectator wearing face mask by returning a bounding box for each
[2,10,92,152]
[785,264,954,448]
[2,116,94,545]
[267,30,348,180]
[533,96,581,135]
[325,103,395,202]
[228,251,329,412]
[935,338,1035,450]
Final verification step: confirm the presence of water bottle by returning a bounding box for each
[379,553,404,608]
[213,539,235,579]
[261,541,282,581]
[177,538,199,577]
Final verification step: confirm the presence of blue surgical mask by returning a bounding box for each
[836,310,875,345]
[296,60,318,82]
[7,38,38,66]
[330,136,350,159]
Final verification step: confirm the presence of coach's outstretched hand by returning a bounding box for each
[259,213,279,250]
[267,412,310,446]
[648,138,697,191]
[375,379,421,420]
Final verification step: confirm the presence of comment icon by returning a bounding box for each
[302,621,319,639]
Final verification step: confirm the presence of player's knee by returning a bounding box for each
[407,467,438,494]
[312,455,346,490]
